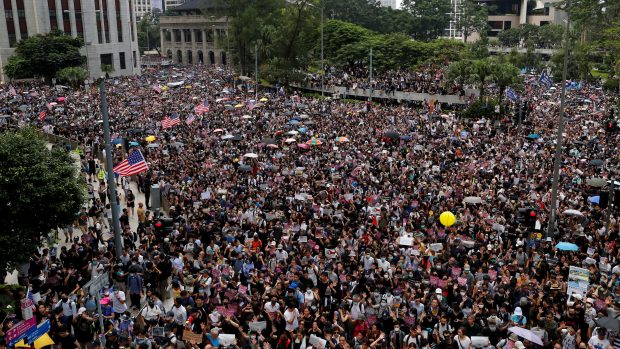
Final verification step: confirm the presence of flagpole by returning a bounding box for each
[99,78,123,259]
[545,6,571,239]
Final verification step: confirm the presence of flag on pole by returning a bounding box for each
[506,87,518,102]
[194,99,209,115]
[539,70,553,88]
[39,110,46,121]
[161,113,180,129]
[113,150,149,176]
[185,114,196,125]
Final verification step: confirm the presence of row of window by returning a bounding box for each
[100,51,137,71]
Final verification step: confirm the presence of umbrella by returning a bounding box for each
[288,119,300,125]
[297,114,310,119]
[595,317,620,332]
[221,134,234,140]
[261,138,277,145]
[562,209,584,217]
[526,133,541,140]
[147,143,159,148]
[267,144,279,149]
[297,143,310,149]
[589,159,604,167]
[414,144,424,151]
[306,138,322,146]
[172,142,184,147]
[234,104,244,108]
[213,128,225,133]
[464,196,483,204]
[287,130,299,135]
[587,178,607,187]
[111,138,123,145]
[555,242,579,251]
[298,127,307,133]
[400,135,412,141]
[284,138,297,143]
[238,164,252,172]
[383,131,400,139]
[225,105,235,110]
[231,135,243,141]
[336,136,350,143]
[243,153,259,159]
[259,97,269,102]
[588,196,600,204]
[507,327,543,346]
[129,141,140,147]
[241,114,253,119]
[145,135,156,142]
[15,333,55,349]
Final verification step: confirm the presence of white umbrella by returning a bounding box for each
[243,153,258,159]
[287,130,299,135]
[242,114,253,119]
[562,209,584,217]
[508,327,543,346]
[221,134,234,140]
[464,196,483,204]
[284,138,297,143]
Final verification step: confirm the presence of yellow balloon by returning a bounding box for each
[439,211,456,227]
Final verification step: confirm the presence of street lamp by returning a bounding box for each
[306,2,324,99]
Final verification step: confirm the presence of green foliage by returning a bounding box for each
[3,56,32,80]
[138,14,161,53]
[56,67,88,87]
[498,28,520,47]
[497,24,563,49]
[12,30,85,81]
[402,0,451,41]
[448,57,519,100]
[602,78,619,92]
[458,0,493,43]
[101,64,115,74]
[550,43,594,81]
[462,99,497,118]
[324,0,414,35]
[0,128,85,276]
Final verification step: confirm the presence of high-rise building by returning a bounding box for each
[444,0,464,40]
[134,0,152,20]
[0,0,140,82]
[379,0,397,9]
[164,0,186,9]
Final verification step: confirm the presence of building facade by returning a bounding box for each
[160,0,228,66]
[378,0,397,9]
[134,0,152,20]
[0,0,140,82]
[164,0,185,10]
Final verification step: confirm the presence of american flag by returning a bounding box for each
[113,150,148,177]
[161,113,180,129]
[185,114,196,125]
[194,99,209,115]
[39,110,46,121]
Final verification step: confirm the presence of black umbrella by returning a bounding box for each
[589,159,604,167]
[261,137,277,145]
[383,131,400,139]
[595,317,620,332]
[239,164,252,172]
[231,135,243,141]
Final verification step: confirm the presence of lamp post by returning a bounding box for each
[306,2,324,99]
[545,9,571,238]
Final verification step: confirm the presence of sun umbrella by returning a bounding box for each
[225,105,235,110]
[587,178,607,187]
[284,138,297,143]
[242,114,253,119]
[526,133,541,140]
[562,209,584,217]
[145,135,156,142]
[589,159,604,167]
[221,134,234,140]
[259,97,268,102]
[306,138,322,146]
[555,242,579,251]
[231,135,243,141]
[147,143,159,148]
[213,128,225,133]
[588,196,600,204]
[336,136,350,143]
[129,141,140,147]
[243,153,259,158]
[298,127,307,133]
[400,135,412,141]
[234,104,244,108]
[15,333,55,349]
[507,327,543,346]
[297,143,310,149]
[288,119,300,125]
[595,317,620,332]
[414,144,424,151]
[267,144,279,149]
[261,138,277,145]
[464,196,483,204]
[287,130,299,135]
[111,138,123,145]
[238,164,252,172]
[383,131,400,139]
[297,114,310,119]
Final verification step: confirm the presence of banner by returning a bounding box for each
[567,266,589,297]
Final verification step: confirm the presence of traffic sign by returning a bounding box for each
[6,317,37,346]
[24,320,51,344]
[82,272,109,296]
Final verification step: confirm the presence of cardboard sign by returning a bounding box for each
[248,321,267,332]
[403,315,416,326]
[219,334,236,346]
[457,277,467,286]
[451,267,462,279]
[399,236,414,246]
[183,330,203,344]
[309,334,327,349]
[238,285,248,294]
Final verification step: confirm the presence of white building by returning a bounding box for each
[164,0,186,9]
[0,0,140,82]
[379,0,397,9]
[134,0,152,20]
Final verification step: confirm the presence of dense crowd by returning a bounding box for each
[0,64,619,349]
[304,65,466,96]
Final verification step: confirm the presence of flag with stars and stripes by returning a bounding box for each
[194,99,209,115]
[39,110,46,121]
[113,150,148,177]
[161,113,180,129]
[185,114,196,125]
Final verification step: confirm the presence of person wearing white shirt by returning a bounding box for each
[54,293,77,327]
[588,328,610,349]
[276,245,288,262]
[361,252,375,271]
[264,298,281,318]
[284,304,300,332]
[110,289,128,315]
[140,300,163,323]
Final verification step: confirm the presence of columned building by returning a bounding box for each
[0,0,140,82]
[160,0,228,66]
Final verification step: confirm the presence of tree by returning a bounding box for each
[2,56,32,81]
[137,14,161,54]
[101,64,114,77]
[488,58,520,102]
[0,128,85,278]
[448,58,493,99]
[402,0,451,41]
[11,30,85,83]
[498,28,520,47]
[537,24,564,48]
[56,67,88,88]
[458,0,492,43]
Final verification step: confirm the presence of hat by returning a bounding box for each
[270,241,276,246]
[515,341,525,349]
[166,311,175,318]
[435,288,442,294]
[572,293,583,301]
[100,297,110,305]
[509,333,519,341]
[77,307,87,315]
[277,244,283,249]
[513,307,523,316]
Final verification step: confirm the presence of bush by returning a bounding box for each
[462,99,497,118]
[603,78,619,92]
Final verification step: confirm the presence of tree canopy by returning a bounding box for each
[0,128,85,277]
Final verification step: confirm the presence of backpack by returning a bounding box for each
[77,317,94,336]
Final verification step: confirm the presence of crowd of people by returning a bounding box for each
[304,64,465,96]
[0,63,618,349]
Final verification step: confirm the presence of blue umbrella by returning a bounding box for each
[526,133,541,140]
[400,135,412,141]
[288,119,300,125]
[460,131,470,138]
[111,138,123,145]
[588,196,600,204]
[555,242,579,251]
[298,127,307,133]
[129,141,140,147]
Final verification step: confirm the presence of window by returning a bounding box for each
[120,52,126,69]
[504,21,512,29]
[8,33,17,47]
[100,53,113,68]
[5,10,12,19]
[133,51,136,67]
[540,21,550,26]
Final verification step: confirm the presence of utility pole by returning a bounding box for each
[369,47,373,103]
[255,43,259,101]
[320,4,324,99]
[99,79,123,259]
[605,177,615,236]
[545,9,571,238]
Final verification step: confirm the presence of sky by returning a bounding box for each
[152,0,162,10]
